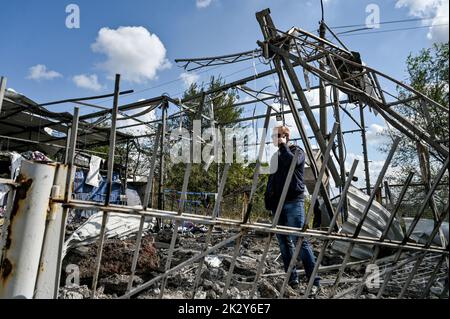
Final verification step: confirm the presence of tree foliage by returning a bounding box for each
[381,43,449,213]
[164,76,268,218]
[383,42,449,174]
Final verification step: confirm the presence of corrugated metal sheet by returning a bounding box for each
[331,186,404,259]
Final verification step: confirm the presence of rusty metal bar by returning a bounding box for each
[0,133,111,158]
[64,127,71,165]
[126,125,162,295]
[359,106,371,196]
[271,55,339,226]
[283,25,447,114]
[221,233,245,298]
[191,163,231,298]
[256,11,343,225]
[157,163,193,298]
[105,75,121,207]
[54,107,79,298]
[158,93,205,298]
[90,74,121,298]
[38,89,133,107]
[143,125,162,209]
[333,88,347,218]
[158,100,168,213]
[319,21,328,150]
[323,22,351,53]
[280,56,341,187]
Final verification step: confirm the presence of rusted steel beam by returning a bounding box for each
[0,161,56,299]
[91,74,121,298]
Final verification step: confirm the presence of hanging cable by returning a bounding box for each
[330,17,440,30]
[338,23,449,36]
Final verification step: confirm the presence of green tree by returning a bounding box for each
[382,43,449,214]
[165,76,241,192]
[165,76,269,219]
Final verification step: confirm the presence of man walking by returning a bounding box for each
[265,125,320,296]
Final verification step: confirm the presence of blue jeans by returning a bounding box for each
[273,199,320,286]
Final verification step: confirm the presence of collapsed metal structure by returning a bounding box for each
[0,8,448,299]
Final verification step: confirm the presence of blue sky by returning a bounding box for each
[1,0,448,188]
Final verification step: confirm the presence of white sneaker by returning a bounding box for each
[310,285,320,297]
[300,285,320,297]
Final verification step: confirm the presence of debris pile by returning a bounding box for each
[61,236,159,296]
[59,223,448,299]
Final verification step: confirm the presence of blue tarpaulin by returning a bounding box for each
[73,169,123,204]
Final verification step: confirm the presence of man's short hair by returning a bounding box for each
[273,125,291,139]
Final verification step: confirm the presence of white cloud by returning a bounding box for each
[237,95,255,103]
[91,26,171,84]
[305,88,320,106]
[73,74,103,91]
[395,0,449,42]
[366,123,388,144]
[343,151,404,190]
[304,88,333,116]
[180,72,200,87]
[345,153,384,189]
[26,64,62,81]
[196,0,213,8]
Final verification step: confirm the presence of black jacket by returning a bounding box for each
[264,144,305,211]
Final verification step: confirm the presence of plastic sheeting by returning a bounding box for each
[73,169,123,204]
[331,186,404,259]
[85,155,104,188]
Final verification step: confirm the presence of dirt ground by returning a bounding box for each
[59,223,390,299]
